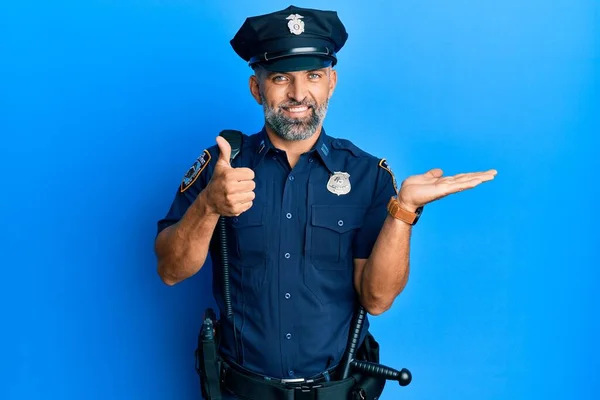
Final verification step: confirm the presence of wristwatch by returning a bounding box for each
[387,196,423,225]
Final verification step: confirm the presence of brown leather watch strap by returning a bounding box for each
[387,197,422,225]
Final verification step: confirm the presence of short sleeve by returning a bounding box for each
[156,148,216,235]
[352,159,398,259]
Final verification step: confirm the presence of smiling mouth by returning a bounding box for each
[286,105,308,112]
[282,105,312,116]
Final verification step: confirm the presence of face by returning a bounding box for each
[250,66,337,141]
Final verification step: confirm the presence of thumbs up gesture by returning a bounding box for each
[204,136,256,217]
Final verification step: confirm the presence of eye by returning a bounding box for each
[272,75,289,83]
[308,73,322,80]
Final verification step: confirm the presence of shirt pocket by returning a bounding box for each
[231,202,268,264]
[229,203,268,299]
[309,204,366,270]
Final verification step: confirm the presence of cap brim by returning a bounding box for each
[257,55,334,72]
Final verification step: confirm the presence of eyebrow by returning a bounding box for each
[267,68,327,77]
[307,68,328,74]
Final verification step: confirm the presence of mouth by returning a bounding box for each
[282,105,312,118]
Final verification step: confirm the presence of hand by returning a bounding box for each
[204,136,256,216]
[397,168,497,212]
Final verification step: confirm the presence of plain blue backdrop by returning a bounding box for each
[1,1,598,399]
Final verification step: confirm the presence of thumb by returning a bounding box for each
[215,136,232,167]
[424,168,443,178]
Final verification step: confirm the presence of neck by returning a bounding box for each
[264,124,323,165]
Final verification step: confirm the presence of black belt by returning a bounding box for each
[220,360,357,400]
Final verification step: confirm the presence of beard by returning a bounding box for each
[261,93,329,141]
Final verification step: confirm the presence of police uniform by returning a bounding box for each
[157,5,399,400]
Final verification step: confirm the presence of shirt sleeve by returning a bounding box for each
[352,159,398,259]
[156,147,216,236]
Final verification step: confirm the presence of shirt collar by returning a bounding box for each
[313,128,337,174]
[253,126,276,168]
[253,126,339,174]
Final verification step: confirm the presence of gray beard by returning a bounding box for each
[261,93,329,141]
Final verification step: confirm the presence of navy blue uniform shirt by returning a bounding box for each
[157,127,397,379]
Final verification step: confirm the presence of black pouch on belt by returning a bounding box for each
[196,308,222,400]
[350,332,387,400]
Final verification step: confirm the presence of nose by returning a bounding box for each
[287,79,308,103]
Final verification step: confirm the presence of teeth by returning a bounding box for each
[288,106,308,112]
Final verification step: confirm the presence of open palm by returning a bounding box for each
[398,168,497,210]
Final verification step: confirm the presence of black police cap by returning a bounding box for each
[230,5,348,72]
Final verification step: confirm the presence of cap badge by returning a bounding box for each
[286,14,305,35]
[327,172,351,196]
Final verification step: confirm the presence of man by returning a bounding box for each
[155,5,496,399]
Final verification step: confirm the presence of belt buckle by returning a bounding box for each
[293,383,322,400]
[280,378,306,384]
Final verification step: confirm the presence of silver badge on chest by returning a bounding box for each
[327,172,351,196]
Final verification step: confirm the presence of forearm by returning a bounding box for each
[155,190,220,285]
[359,215,412,315]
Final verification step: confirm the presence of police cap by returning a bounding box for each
[230,5,348,72]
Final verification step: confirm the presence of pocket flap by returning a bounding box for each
[232,203,265,228]
[311,205,365,233]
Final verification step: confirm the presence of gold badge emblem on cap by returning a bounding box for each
[286,14,305,35]
[327,172,351,196]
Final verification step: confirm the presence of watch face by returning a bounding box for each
[413,206,424,225]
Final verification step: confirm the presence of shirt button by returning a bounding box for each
[284,253,291,259]
[272,156,277,160]
[285,293,291,299]
[288,175,295,181]
[286,213,292,219]
[308,157,314,163]
[338,220,344,227]
[288,370,295,377]
[286,333,292,340]
[233,217,239,223]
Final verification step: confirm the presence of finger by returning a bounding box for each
[231,180,256,192]
[234,201,254,216]
[449,169,498,180]
[477,173,496,182]
[228,167,255,181]
[226,191,256,205]
[451,173,496,184]
[234,167,255,181]
[446,172,478,180]
[447,178,486,193]
[215,136,232,167]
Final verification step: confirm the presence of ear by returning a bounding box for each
[249,75,262,105]
[328,68,338,99]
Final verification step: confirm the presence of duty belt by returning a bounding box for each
[220,360,357,400]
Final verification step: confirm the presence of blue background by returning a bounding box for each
[1,0,598,399]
